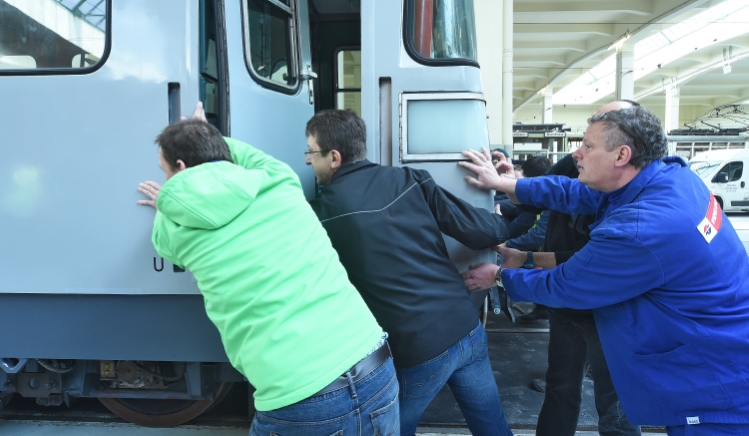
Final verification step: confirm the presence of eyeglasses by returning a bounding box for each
[304,150,325,156]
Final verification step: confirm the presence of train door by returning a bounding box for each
[363,0,495,301]
[222,0,316,198]
[0,0,234,359]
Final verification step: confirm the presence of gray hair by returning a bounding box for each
[587,105,667,169]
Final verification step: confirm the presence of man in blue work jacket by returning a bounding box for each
[460,104,749,436]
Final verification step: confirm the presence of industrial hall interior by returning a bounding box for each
[475,0,749,160]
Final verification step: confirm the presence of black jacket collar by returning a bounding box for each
[330,159,377,184]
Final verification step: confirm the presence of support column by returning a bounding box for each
[542,88,553,124]
[501,0,513,149]
[664,86,680,134]
[474,0,503,147]
[615,42,634,101]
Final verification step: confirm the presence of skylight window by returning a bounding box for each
[553,0,749,105]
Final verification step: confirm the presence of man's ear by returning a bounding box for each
[176,159,187,172]
[614,145,633,167]
[329,150,343,170]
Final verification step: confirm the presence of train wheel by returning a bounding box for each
[99,382,232,427]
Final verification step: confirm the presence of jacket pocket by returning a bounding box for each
[632,343,730,413]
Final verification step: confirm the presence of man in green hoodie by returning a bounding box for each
[137,116,398,436]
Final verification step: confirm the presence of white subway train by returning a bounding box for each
[0,0,494,426]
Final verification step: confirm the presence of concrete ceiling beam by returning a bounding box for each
[514,0,653,16]
[512,0,705,112]
[514,23,615,37]
[514,41,589,52]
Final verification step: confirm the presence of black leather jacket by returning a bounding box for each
[311,160,510,367]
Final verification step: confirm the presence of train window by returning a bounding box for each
[404,0,478,66]
[242,0,299,92]
[400,93,489,162]
[335,49,361,115]
[0,0,109,73]
[200,0,225,132]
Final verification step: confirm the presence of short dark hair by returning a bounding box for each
[521,156,552,178]
[156,119,233,170]
[587,105,667,169]
[305,109,367,165]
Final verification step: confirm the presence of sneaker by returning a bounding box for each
[530,378,546,393]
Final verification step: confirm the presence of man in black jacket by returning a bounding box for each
[305,109,513,436]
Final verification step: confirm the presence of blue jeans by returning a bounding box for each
[397,322,513,436]
[249,355,399,436]
[536,310,639,436]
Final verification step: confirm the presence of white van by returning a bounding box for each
[689,149,749,212]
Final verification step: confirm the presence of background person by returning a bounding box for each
[498,156,552,322]
[306,109,514,436]
[137,113,398,436]
[460,104,749,435]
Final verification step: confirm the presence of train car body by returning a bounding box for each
[0,0,493,425]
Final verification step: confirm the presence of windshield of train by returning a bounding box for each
[689,160,722,178]
[0,0,107,71]
[407,0,477,62]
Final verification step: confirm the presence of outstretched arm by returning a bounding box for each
[459,148,519,203]
[505,210,550,251]
[414,168,513,248]
[461,245,557,291]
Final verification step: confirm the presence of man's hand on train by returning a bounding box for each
[192,101,208,122]
[181,101,208,122]
[459,148,505,192]
[461,147,521,203]
[137,181,162,209]
[461,262,500,291]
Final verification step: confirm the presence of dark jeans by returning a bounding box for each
[249,355,399,436]
[536,310,640,436]
[397,321,513,436]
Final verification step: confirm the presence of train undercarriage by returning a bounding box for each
[0,358,245,427]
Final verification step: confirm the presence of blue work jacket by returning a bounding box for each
[503,157,749,425]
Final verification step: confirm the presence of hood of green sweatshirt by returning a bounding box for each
[156,161,263,230]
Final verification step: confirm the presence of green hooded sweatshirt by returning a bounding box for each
[152,138,383,411]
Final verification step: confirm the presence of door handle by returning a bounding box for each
[742,181,745,188]
[300,65,317,106]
